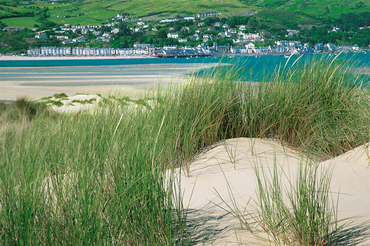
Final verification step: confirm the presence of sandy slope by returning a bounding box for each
[168,138,370,245]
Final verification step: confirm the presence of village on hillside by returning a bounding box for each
[3,12,369,58]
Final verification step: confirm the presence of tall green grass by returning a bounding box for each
[0,55,368,244]
[253,161,337,245]
[241,55,369,160]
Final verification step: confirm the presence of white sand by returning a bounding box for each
[0,75,184,100]
[168,138,370,245]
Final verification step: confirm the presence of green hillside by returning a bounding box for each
[1,0,369,27]
[0,0,260,26]
[254,0,370,17]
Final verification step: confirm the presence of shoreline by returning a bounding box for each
[0,50,366,62]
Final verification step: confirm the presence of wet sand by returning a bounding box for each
[0,62,221,100]
[0,75,185,100]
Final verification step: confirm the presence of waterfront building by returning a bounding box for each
[325,43,336,51]
[352,44,360,51]
[216,45,229,53]
[27,48,40,56]
[314,43,324,51]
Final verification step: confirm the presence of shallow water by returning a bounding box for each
[0,53,369,98]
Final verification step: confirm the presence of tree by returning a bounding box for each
[156,28,167,39]
[117,23,131,36]
[102,26,111,33]
[247,17,260,32]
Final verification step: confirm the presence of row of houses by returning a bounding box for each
[314,43,360,52]
[27,46,152,57]
[27,47,71,56]
[26,41,364,57]
[229,41,362,55]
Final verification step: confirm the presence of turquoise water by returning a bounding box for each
[0,53,369,86]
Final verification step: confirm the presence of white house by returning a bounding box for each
[287,29,299,36]
[224,31,232,37]
[198,22,205,27]
[243,33,261,40]
[203,34,212,42]
[276,40,289,46]
[328,27,341,33]
[111,28,120,34]
[214,22,220,27]
[233,38,244,44]
[197,12,218,18]
[325,43,336,51]
[245,42,255,50]
[56,35,69,40]
[167,33,179,39]
[178,38,188,43]
[222,24,229,29]
[239,25,246,31]
[72,36,85,43]
[184,16,195,20]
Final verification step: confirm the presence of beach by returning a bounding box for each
[0,75,178,100]
[0,61,220,100]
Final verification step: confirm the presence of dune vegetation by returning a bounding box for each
[0,55,368,245]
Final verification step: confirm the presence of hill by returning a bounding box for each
[0,0,369,27]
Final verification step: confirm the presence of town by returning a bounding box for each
[2,11,369,58]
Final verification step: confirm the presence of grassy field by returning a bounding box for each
[1,16,39,28]
[0,55,368,244]
[257,0,370,17]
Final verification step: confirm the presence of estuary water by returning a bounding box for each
[0,53,369,99]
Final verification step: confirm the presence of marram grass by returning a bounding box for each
[0,55,368,245]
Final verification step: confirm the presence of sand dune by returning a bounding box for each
[168,138,370,245]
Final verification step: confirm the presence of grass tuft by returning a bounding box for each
[53,93,68,99]
[253,161,338,245]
